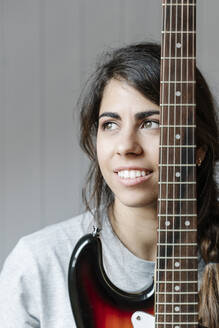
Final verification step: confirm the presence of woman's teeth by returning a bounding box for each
[117,170,150,179]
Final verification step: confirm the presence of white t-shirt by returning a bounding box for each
[0,211,205,327]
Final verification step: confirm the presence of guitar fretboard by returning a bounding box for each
[156,0,198,327]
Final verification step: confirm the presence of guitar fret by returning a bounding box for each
[156,312,198,315]
[160,103,196,106]
[162,31,196,33]
[158,256,197,258]
[161,57,196,59]
[158,182,196,184]
[158,214,196,216]
[159,145,196,148]
[157,229,197,232]
[156,323,198,325]
[160,125,196,127]
[161,81,196,83]
[162,3,196,6]
[157,302,198,305]
[157,243,197,245]
[158,198,196,201]
[156,292,197,294]
[156,281,197,283]
[159,164,196,166]
[157,269,198,272]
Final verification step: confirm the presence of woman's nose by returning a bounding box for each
[116,130,143,156]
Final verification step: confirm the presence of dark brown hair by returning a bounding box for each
[79,42,219,326]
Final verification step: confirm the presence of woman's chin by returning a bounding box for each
[114,195,158,209]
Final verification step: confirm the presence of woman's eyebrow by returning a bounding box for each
[98,110,160,121]
[135,110,160,120]
[98,112,121,120]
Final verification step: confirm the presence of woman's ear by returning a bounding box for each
[196,147,207,167]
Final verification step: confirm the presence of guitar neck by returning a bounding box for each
[156,0,198,327]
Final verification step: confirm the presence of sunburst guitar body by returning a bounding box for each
[68,232,154,328]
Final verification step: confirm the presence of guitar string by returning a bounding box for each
[157,0,162,325]
[167,0,172,324]
[172,0,177,325]
[162,0,165,325]
[174,0,178,326]
[185,0,197,323]
[190,0,195,321]
[157,1,167,326]
[195,1,197,320]
[183,0,190,323]
[192,1,197,323]
[173,2,184,322]
[187,1,196,323]
[178,1,182,319]
[159,0,169,325]
[186,0,189,322]
[180,0,184,323]
[193,1,196,323]
[175,0,182,324]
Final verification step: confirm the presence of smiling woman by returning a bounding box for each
[80,43,163,226]
[79,42,219,327]
[96,79,160,261]
[97,79,160,208]
[0,42,218,327]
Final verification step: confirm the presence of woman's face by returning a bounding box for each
[97,78,160,210]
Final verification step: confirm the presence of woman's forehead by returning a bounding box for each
[99,79,159,116]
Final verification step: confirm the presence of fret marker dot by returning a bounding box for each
[175,326,180,328]
[176,91,181,96]
[176,172,181,178]
[176,134,180,140]
[176,42,182,48]
[165,221,170,226]
[175,285,180,291]
[185,220,190,226]
[175,262,180,267]
[175,306,180,312]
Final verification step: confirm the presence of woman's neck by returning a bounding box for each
[108,201,158,261]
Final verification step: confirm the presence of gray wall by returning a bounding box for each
[1,0,219,268]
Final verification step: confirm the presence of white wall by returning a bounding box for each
[1,0,219,268]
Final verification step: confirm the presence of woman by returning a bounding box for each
[0,42,218,327]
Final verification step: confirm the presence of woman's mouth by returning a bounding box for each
[114,169,153,186]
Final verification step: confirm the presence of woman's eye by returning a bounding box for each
[141,120,159,129]
[102,121,117,130]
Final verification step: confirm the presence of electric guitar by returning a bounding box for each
[68,0,201,327]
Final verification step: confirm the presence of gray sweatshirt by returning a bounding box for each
[0,211,204,327]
